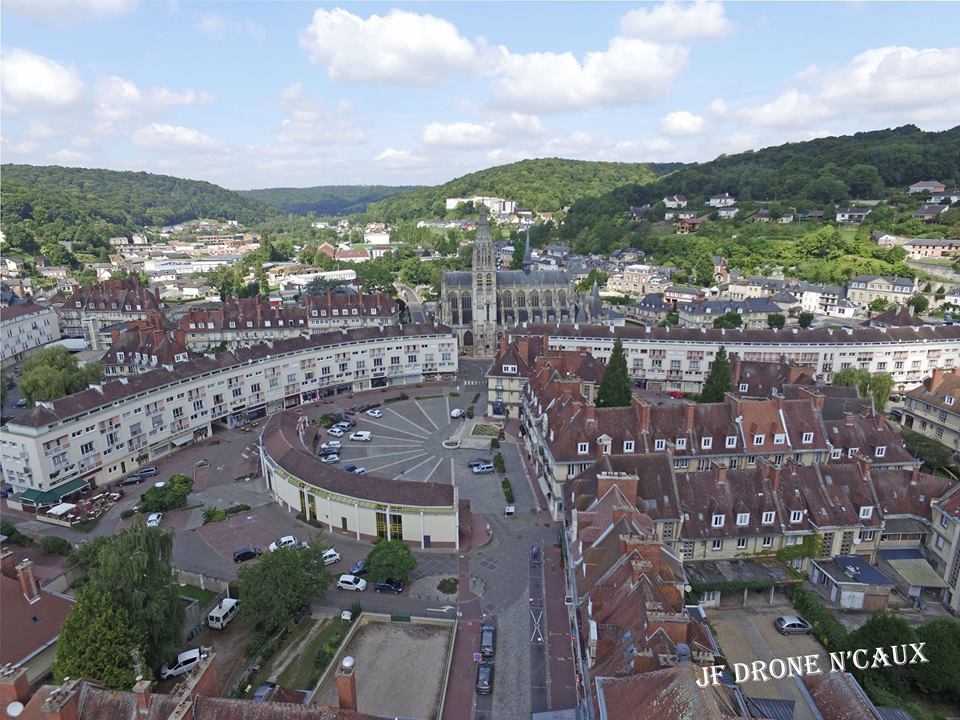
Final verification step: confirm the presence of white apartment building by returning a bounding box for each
[509,323,960,394]
[1,303,62,369]
[445,196,516,214]
[1,324,458,505]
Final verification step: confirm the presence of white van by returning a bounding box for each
[207,598,240,630]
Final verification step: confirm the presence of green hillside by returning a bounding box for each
[1,164,278,258]
[562,125,960,244]
[239,185,422,215]
[367,158,683,221]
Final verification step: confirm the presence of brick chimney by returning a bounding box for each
[730,353,742,389]
[16,559,40,603]
[1,548,16,580]
[41,678,80,720]
[767,462,781,495]
[336,656,358,711]
[110,326,122,345]
[843,412,855,427]
[585,404,597,426]
[684,401,695,432]
[0,665,32,706]
[132,678,151,715]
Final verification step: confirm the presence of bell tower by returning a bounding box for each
[472,204,498,356]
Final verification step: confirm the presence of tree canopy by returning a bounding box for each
[596,339,633,408]
[366,538,417,583]
[240,185,421,215]
[19,346,103,405]
[700,346,731,403]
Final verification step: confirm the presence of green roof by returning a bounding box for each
[18,477,90,506]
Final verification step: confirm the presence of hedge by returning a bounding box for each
[791,586,848,650]
[40,535,72,556]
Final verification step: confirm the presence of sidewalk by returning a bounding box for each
[543,544,578,710]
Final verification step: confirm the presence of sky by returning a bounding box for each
[2,1,959,190]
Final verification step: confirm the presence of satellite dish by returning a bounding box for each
[6,701,24,717]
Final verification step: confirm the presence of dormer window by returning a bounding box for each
[947,396,955,406]
[206,322,213,330]
[654,439,666,451]
[623,440,635,453]
[802,431,814,444]
[312,309,318,317]
[676,438,687,450]
[502,364,517,375]
[702,436,713,450]
[712,514,725,527]
[831,448,842,459]
[577,442,589,455]
[848,447,859,457]
[860,506,873,520]
[762,511,775,525]
[790,510,803,524]
[229,321,236,328]
[320,310,327,316]
[774,433,786,445]
[246,321,253,328]
[116,352,124,362]
[725,435,737,448]
[736,513,749,526]
[352,308,358,315]
[753,434,764,446]
[333,309,339,316]
[265,321,272,327]
[189,323,197,330]
[875,446,886,458]
[738,383,749,392]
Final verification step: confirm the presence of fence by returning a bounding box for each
[174,568,231,593]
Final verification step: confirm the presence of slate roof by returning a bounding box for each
[0,301,52,321]
[53,278,163,313]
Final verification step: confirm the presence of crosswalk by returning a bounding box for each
[462,380,486,387]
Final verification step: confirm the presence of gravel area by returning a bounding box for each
[312,620,452,719]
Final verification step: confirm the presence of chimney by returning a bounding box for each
[41,678,80,720]
[1,549,16,580]
[730,353,741,388]
[716,462,727,484]
[684,401,695,432]
[17,559,40,603]
[585,404,596,425]
[843,412,855,427]
[132,678,151,715]
[336,656,358,711]
[110,326,121,345]
[768,462,781,495]
[0,665,32,705]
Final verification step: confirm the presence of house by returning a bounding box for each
[778,212,794,224]
[675,216,707,234]
[52,278,165,347]
[676,297,782,330]
[797,209,825,221]
[908,180,946,195]
[900,368,960,451]
[863,305,926,329]
[0,302,62,370]
[753,208,774,223]
[664,285,703,304]
[828,298,858,318]
[629,204,651,219]
[717,206,739,220]
[0,551,75,684]
[334,248,370,263]
[930,188,960,204]
[809,555,895,611]
[846,275,919,307]
[707,192,736,208]
[836,207,872,224]
[101,317,193,377]
[914,204,950,223]
[663,194,687,209]
[903,238,960,258]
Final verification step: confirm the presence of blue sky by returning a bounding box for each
[2,1,958,189]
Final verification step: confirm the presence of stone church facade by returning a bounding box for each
[440,207,578,356]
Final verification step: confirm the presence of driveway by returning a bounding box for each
[708,603,827,720]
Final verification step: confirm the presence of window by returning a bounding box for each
[80,441,95,455]
[676,438,687,449]
[762,511,775,525]
[654,439,666,451]
[702,436,713,450]
[762,536,773,548]
[947,396,956,407]
[711,514,725,527]
[577,442,589,455]
[859,506,873,520]
[753,434,764,446]
[875,446,886,458]
[940,410,949,423]
[711,539,723,551]
[738,383,749,392]
[936,535,945,550]
[790,510,803,524]
[623,441,635,453]
[774,433,786,445]
[831,448,842,459]
[725,435,737,448]
[936,427,945,440]
[847,447,859,457]
[736,537,747,550]
[502,364,517,374]
[859,530,876,542]
[802,431,814,444]
[736,512,749,526]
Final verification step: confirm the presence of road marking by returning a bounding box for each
[445,393,451,418]
[365,452,428,473]
[347,448,424,464]
[450,457,456,485]
[358,419,430,440]
[426,606,455,613]
[413,399,440,430]
[385,406,432,435]
[419,456,445,483]
[394,455,436,481]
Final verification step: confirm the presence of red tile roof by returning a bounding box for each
[0,573,74,667]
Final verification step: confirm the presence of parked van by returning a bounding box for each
[472,463,494,475]
[207,598,240,630]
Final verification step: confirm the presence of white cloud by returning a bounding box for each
[94,75,142,122]
[795,64,820,82]
[423,122,496,148]
[2,138,39,155]
[490,38,688,113]
[708,98,728,116]
[151,87,215,106]
[279,109,365,145]
[48,148,90,164]
[374,148,428,170]
[194,12,225,33]
[25,120,59,141]
[619,1,732,41]
[1,49,84,108]
[660,110,705,136]
[132,123,224,152]
[2,0,135,23]
[300,8,476,85]
[736,89,831,128]
[194,12,264,39]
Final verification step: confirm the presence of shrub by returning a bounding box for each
[40,535,72,556]
[120,508,136,520]
[0,520,31,546]
[472,393,480,403]
[501,478,515,504]
[437,577,459,595]
[493,452,506,473]
[201,505,226,525]
[791,587,847,650]
[349,601,362,621]
[317,414,337,428]
[490,438,500,450]
[140,474,193,513]
[225,504,252,515]
[449,391,460,397]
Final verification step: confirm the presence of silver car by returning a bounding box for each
[774,615,813,635]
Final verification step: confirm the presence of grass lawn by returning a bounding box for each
[277,618,346,690]
[178,584,219,608]
[471,424,499,437]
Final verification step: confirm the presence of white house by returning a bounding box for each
[708,193,736,208]
[663,194,687,209]
[364,232,391,246]
[717,207,739,220]
[908,180,946,195]
[836,208,872,224]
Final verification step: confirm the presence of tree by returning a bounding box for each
[255,265,269,294]
[907,294,929,314]
[912,618,960,702]
[869,372,895,410]
[78,523,185,670]
[843,613,916,696]
[901,428,954,470]
[596,338,632,408]
[53,587,144,689]
[767,313,786,329]
[19,346,104,405]
[139,473,193,513]
[366,538,417,583]
[868,298,889,314]
[510,240,526,270]
[832,367,872,398]
[712,312,743,329]
[845,164,883,198]
[305,277,344,296]
[700,346,731,403]
[797,311,815,329]
[576,268,608,293]
[237,544,331,641]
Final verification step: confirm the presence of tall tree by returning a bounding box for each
[596,338,633,408]
[797,311,815,329]
[767,313,786,329]
[712,312,743,329]
[19,346,103,405]
[700,346,731,403]
[869,372,895,410]
[912,618,960,702]
[366,539,417,583]
[832,367,872,398]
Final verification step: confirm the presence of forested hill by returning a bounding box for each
[562,125,960,240]
[1,164,278,258]
[239,185,422,215]
[367,158,684,221]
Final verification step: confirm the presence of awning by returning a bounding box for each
[884,558,948,589]
[18,477,90,506]
[48,502,76,517]
[170,434,192,447]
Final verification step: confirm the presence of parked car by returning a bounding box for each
[774,615,813,635]
[668,390,684,399]
[322,548,341,565]
[335,420,356,430]
[350,558,368,576]
[337,574,367,592]
[450,408,464,418]
[328,427,345,438]
[320,454,340,464]
[320,441,342,452]
[135,465,158,478]
[252,681,276,702]
[233,546,262,563]
[207,598,240,630]
[350,431,372,442]
[343,464,358,473]
[14,398,27,408]
[480,620,496,658]
[269,535,307,552]
[366,409,383,418]
[467,458,490,469]
[472,463,494,475]
[352,467,367,475]
[374,578,404,594]
[146,512,163,527]
[475,661,494,695]
[160,648,207,680]
[117,475,145,487]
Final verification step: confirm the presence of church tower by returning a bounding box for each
[471,204,498,355]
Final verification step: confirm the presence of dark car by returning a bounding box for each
[350,559,368,576]
[343,464,358,473]
[116,475,145,487]
[374,578,404,594]
[480,621,496,658]
[233,547,262,563]
[475,661,494,695]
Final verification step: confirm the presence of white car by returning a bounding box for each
[320,440,342,452]
[350,431,372,442]
[450,408,464,418]
[352,467,367,475]
[337,574,367,592]
[269,535,307,552]
[320,454,340,464]
[328,427,345,438]
[146,513,163,527]
[159,648,207,679]
[366,409,383,418]
[322,548,341,565]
